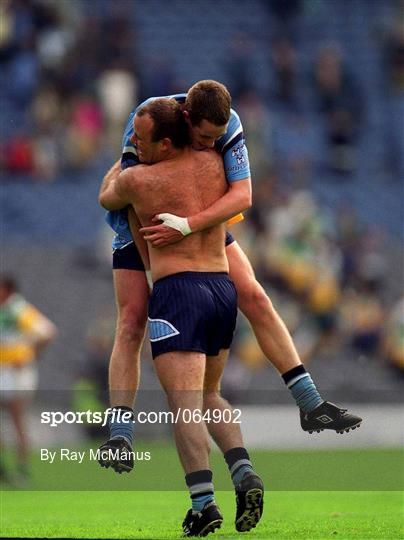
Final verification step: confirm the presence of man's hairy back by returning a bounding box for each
[124,148,229,280]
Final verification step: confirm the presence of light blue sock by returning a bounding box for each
[109,406,134,445]
[186,470,215,512]
[288,373,324,413]
[232,463,254,487]
[192,493,214,512]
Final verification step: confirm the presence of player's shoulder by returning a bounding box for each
[120,164,149,184]
[216,108,243,152]
[229,107,241,123]
[227,108,243,135]
[194,149,224,174]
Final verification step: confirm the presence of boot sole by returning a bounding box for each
[304,420,362,434]
[235,488,264,532]
[197,518,223,537]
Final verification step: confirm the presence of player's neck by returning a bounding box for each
[160,146,187,162]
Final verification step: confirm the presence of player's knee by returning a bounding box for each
[238,279,276,322]
[116,311,146,345]
[202,390,220,412]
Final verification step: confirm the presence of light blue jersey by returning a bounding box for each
[106,93,250,249]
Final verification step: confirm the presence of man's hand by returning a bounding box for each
[140,213,192,247]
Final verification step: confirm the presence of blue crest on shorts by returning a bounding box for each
[148,317,180,342]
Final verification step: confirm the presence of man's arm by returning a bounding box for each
[99,159,122,199]
[140,177,251,247]
[99,168,132,211]
[140,109,252,247]
[19,305,57,357]
[188,176,252,231]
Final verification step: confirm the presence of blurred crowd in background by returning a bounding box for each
[1,0,403,396]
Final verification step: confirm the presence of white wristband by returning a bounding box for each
[156,213,192,236]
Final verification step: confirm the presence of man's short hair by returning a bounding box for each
[137,98,189,148]
[185,80,231,127]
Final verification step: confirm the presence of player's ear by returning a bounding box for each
[183,110,191,124]
[161,138,171,151]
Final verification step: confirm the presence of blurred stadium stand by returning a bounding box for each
[1,0,403,408]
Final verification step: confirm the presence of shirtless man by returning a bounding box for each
[100,98,264,536]
[100,81,361,453]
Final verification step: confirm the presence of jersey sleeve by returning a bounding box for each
[121,110,139,170]
[216,109,251,182]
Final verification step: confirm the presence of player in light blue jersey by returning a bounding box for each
[107,92,249,250]
[98,81,362,472]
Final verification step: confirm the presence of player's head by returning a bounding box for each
[132,98,189,163]
[0,274,17,304]
[184,80,231,150]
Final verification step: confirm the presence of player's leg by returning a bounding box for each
[98,248,148,473]
[226,239,301,374]
[203,349,243,452]
[226,239,362,433]
[109,267,148,407]
[154,350,209,473]
[203,349,264,532]
[8,398,30,479]
[0,434,9,483]
[154,350,222,537]
[1,363,37,483]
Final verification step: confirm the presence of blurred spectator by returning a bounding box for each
[99,10,135,69]
[224,33,257,100]
[382,19,404,178]
[65,91,103,170]
[4,137,34,174]
[8,38,39,108]
[312,42,363,175]
[236,91,273,178]
[355,227,388,294]
[35,4,74,74]
[246,171,277,238]
[72,308,115,440]
[97,63,138,156]
[339,287,384,357]
[271,37,298,109]
[0,0,35,67]
[384,20,404,94]
[31,85,63,180]
[0,1,16,63]
[142,55,177,99]
[0,275,57,484]
[384,297,404,373]
[272,111,314,186]
[335,204,364,287]
[95,9,138,156]
[261,0,302,36]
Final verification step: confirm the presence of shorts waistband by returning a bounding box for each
[154,271,229,286]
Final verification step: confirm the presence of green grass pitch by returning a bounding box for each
[1,446,403,538]
[1,490,402,539]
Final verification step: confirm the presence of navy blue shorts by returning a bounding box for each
[225,231,234,246]
[112,233,235,270]
[112,242,145,271]
[148,272,237,359]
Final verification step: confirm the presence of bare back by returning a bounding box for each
[127,148,228,281]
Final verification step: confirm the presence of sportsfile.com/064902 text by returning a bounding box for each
[40,408,242,427]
